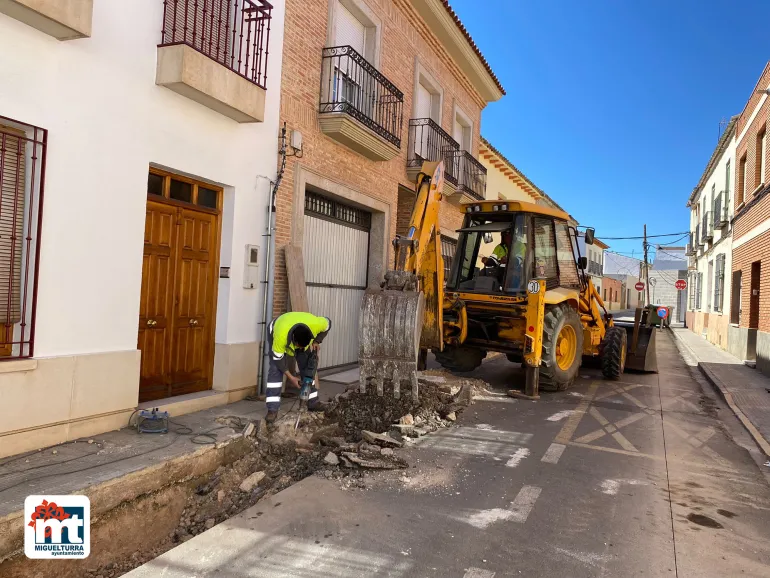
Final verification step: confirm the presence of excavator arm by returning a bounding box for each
[358,161,446,399]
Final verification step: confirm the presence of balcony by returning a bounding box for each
[451,150,487,202]
[587,260,602,276]
[714,191,729,229]
[319,46,404,161]
[695,224,702,248]
[155,0,272,123]
[406,118,460,189]
[685,241,694,256]
[701,211,713,242]
[0,0,92,39]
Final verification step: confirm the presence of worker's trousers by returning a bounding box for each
[265,319,319,413]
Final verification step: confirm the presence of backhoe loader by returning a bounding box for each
[358,161,657,399]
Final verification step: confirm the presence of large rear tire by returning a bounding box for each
[540,304,584,391]
[434,346,486,372]
[601,326,627,380]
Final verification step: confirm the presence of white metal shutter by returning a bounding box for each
[335,1,365,53]
[303,209,369,369]
[0,126,25,325]
[415,83,432,119]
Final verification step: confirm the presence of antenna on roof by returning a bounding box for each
[718,117,727,141]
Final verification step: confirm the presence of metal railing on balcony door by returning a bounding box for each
[319,46,404,147]
[714,191,729,228]
[160,0,273,89]
[702,211,713,241]
[407,119,460,185]
[0,116,47,359]
[455,150,487,200]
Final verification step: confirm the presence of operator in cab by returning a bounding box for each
[265,312,331,423]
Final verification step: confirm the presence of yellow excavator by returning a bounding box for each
[358,161,657,400]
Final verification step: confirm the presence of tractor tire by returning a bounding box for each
[600,326,627,380]
[540,304,584,391]
[434,346,486,373]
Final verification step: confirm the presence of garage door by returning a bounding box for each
[303,191,370,369]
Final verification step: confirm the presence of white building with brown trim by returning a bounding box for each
[0,0,285,457]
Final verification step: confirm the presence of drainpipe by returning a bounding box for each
[258,124,288,396]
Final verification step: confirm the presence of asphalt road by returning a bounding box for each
[126,331,770,577]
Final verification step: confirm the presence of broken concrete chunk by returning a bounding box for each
[324,452,340,466]
[399,414,414,426]
[446,412,457,422]
[361,430,403,448]
[342,452,408,470]
[391,424,416,436]
[339,455,354,468]
[380,447,394,456]
[242,422,256,438]
[239,471,266,492]
[217,490,226,503]
[204,518,216,530]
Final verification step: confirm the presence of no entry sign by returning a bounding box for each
[675,279,687,291]
[635,282,645,291]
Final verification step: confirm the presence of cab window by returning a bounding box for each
[533,217,559,289]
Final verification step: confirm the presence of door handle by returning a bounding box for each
[146,319,157,327]
[189,319,199,326]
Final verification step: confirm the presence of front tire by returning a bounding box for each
[540,304,584,391]
[434,346,486,372]
[601,326,627,380]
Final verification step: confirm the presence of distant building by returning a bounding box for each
[576,235,607,296]
[604,252,644,310]
[602,277,623,311]
[651,246,688,324]
[730,62,770,372]
[685,115,736,351]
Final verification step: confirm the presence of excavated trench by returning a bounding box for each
[4,372,486,578]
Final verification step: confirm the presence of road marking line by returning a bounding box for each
[554,547,612,568]
[463,568,495,578]
[462,485,542,528]
[611,431,638,452]
[541,443,566,464]
[473,395,517,404]
[589,406,610,426]
[600,478,648,495]
[546,410,574,422]
[505,448,530,468]
[555,381,598,443]
[509,485,541,523]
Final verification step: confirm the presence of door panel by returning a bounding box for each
[169,209,216,396]
[138,201,219,402]
[138,202,177,400]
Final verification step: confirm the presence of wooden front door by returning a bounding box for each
[139,170,222,402]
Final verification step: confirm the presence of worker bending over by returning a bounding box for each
[265,312,331,424]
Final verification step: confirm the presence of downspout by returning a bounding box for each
[258,124,288,396]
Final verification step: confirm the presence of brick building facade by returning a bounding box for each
[275,0,503,367]
[730,62,770,372]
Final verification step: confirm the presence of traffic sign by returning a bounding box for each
[634,282,645,291]
[657,306,669,319]
[675,279,687,291]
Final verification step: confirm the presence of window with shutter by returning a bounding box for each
[0,126,26,330]
[335,1,366,54]
[695,272,703,310]
[714,254,725,312]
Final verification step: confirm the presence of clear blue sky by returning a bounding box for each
[451,0,770,258]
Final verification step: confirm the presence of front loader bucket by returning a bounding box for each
[359,289,425,401]
[614,319,658,373]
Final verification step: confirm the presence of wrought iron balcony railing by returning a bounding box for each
[695,224,702,248]
[160,0,273,89]
[319,45,404,147]
[454,150,487,200]
[407,118,460,185]
[714,191,729,228]
[702,211,713,242]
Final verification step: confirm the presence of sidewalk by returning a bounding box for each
[672,327,770,458]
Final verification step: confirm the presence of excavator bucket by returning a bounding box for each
[358,161,444,401]
[359,289,425,401]
[613,308,658,373]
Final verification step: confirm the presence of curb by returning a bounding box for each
[672,330,770,458]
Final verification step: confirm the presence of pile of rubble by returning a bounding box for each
[83,372,481,578]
